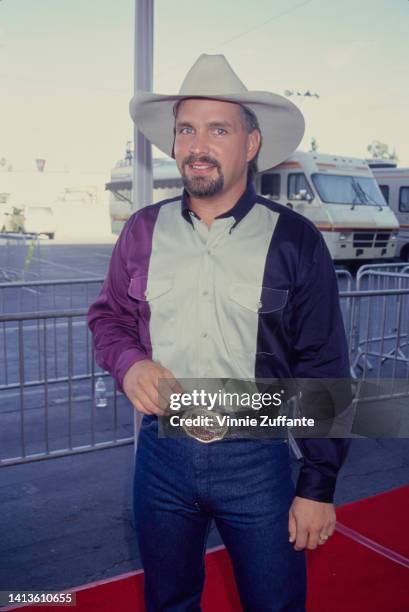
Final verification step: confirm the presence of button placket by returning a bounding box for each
[196,238,214,376]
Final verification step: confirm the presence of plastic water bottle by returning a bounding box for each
[95,377,108,408]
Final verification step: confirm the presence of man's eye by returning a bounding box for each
[213,128,227,135]
[179,127,193,134]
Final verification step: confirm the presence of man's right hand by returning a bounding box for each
[123,359,181,415]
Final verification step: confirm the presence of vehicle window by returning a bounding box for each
[288,173,314,200]
[311,173,386,206]
[379,185,389,203]
[399,187,409,212]
[260,173,280,198]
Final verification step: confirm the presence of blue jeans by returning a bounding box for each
[133,415,306,612]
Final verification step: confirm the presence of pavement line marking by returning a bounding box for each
[36,257,101,277]
[93,252,112,259]
[21,287,41,295]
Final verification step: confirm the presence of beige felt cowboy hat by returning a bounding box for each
[129,53,305,172]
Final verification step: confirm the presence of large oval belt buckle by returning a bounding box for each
[182,407,228,443]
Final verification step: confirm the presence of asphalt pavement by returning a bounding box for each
[1,242,408,594]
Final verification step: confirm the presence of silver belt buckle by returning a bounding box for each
[182,407,228,443]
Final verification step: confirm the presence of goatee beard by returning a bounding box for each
[181,156,224,198]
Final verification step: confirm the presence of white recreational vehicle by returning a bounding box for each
[257,152,399,262]
[107,150,399,263]
[369,161,409,262]
[106,156,182,235]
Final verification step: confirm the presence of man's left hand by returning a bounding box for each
[288,496,336,551]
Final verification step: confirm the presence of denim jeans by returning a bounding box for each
[133,415,306,612]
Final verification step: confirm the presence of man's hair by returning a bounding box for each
[172,99,261,180]
[238,105,261,180]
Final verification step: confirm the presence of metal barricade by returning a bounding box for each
[336,269,354,329]
[0,278,104,315]
[0,232,42,282]
[2,283,409,466]
[335,268,354,292]
[356,262,409,290]
[0,310,134,466]
[339,287,409,379]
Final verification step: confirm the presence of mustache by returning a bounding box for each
[183,155,220,169]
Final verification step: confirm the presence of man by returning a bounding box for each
[88,54,351,611]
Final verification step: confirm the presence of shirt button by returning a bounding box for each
[200,332,208,338]
[207,249,212,255]
[202,290,209,296]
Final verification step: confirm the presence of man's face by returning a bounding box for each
[173,98,259,199]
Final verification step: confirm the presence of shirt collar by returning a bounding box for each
[181,178,257,231]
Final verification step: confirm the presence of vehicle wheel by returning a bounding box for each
[47,233,55,240]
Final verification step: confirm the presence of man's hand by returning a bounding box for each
[288,496,336,550]
[123,359,181,416]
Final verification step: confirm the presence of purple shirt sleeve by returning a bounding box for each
[87,217,150,391]
[290,236,352,503]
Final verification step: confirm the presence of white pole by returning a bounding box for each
[132,0,154,213]
[133,0,154,451]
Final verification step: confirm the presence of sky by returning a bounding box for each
[0,0,408,176]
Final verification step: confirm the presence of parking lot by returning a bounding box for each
[1,240,409,593]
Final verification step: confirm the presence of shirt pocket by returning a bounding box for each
[227,283,288,355]
[128,276,175,347]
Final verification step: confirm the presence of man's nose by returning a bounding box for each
[189,131,210,155]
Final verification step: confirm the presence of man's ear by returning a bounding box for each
[246,129,261,162]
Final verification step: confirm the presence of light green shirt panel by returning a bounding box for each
[147,201,280,379]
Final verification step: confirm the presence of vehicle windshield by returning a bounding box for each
[311,173,387,206]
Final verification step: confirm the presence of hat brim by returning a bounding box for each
[129,91,305,172]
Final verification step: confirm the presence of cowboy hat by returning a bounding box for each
[129,53,305,172]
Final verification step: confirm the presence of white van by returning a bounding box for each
[0,205,56,239]
[256,152,399,263]
[370,162,409,262]
[23,206,55,239]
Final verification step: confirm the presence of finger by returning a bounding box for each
[317,532,330,546]
[157,378,179,413]
[327,523,336,537]
[294,527,309,551]
[144,382,170,416]
[288,512,297,543]
[135,387,162,415]
[161,369,185,394]
[306,530,320,550]
[132,397,151,415]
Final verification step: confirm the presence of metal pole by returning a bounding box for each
[132,0,154,449]
[132,0,154,214]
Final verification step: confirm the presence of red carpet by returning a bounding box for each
[2,486,408,612]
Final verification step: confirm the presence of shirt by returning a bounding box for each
[87,179,351,503]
